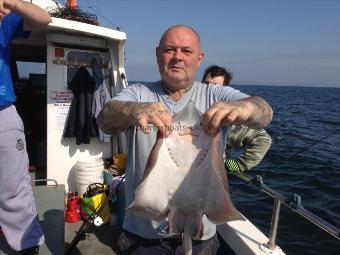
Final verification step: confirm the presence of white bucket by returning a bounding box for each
[77,157,103,165]
[76,166,103,173]
[76,162,103,168]
[75,157,104,195]
[76,173,103,180]
[75,165,104,172]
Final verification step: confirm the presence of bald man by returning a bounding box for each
[97,25,273,254]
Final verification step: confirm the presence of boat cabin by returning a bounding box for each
[10,0,127,192]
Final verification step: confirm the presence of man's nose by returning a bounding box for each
[173,49,183,60]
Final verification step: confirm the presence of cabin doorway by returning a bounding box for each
[10,44,47,180]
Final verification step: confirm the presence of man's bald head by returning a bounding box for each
[158,25,201,48]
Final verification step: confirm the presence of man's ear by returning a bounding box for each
[156,46,160,65]
[197,52,204,68]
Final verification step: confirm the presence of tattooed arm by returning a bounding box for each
[97,100,173,136]
[202,96,273,135]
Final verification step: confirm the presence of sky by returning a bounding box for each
[75,0,340,87]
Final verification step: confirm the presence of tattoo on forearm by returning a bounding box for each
[97,101,137,133]
[241,96,273,128]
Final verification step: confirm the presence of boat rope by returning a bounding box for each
[231,128,340,193]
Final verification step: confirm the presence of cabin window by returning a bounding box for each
[17,62,46,79]
[66,51,101,84]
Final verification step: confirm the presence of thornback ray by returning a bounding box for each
[127,101,244,255]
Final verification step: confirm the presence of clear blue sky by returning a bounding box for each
[77,0,340,87]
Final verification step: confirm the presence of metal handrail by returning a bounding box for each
[32,178,59,186]
[233,173,340,248]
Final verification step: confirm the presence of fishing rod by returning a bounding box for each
[230,128,340,194]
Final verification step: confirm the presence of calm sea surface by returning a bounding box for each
[229,85,340,255]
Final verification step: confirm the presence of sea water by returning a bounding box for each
[229,85,340,255]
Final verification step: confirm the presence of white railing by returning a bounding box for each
[233,173,340,250]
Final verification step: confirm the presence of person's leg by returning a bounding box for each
[116,230,172,255]
[17,245,40,255]
[0,106,44,252]
[175,234,220,255]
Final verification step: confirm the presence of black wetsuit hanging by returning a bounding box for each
[63,67,98,145]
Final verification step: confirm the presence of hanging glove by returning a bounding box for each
[225,159,241,173]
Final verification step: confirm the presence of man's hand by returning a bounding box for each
[97,101,173,137]
[128,102,172,137]
[202,96,273,135]
[202,101,254,135]
[0,0,16,20]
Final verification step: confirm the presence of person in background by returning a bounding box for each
[0,1,51,254]
[97,25,273,254]
[202,65,272,173]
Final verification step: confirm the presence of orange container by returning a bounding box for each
[67,0,77,9]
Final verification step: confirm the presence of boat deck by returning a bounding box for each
[0,221,121,255]
[1,221,236,255]
[64,221,121,255]
[0,181,121,255]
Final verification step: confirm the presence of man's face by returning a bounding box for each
[204,74,225,86]
[156,26,204,90]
